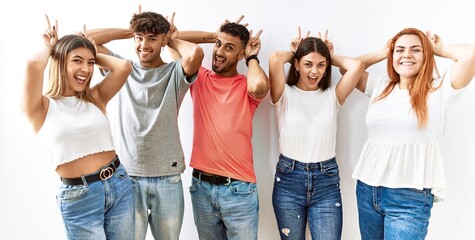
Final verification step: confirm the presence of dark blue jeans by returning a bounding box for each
[272,154,343,240]
[356,180,434,240]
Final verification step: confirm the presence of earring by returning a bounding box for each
[295,70,300,76]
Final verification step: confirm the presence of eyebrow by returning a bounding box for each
[303,59,326,64]
[395,45,422,49]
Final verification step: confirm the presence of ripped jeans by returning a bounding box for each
[272,154,342,240]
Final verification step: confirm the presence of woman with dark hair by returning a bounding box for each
[268,28,363,240]
[21,15,133,240]
[349,28,475,239]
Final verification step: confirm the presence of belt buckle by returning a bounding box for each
[99,167,115,180]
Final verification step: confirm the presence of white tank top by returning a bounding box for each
[38,97,115,169]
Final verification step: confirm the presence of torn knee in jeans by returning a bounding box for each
[281,228,290,236]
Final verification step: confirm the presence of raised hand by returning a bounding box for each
[43,14,58,48]
[290,26,310,53]
[317,30,334,56]
[220,15,249,30]
[245,29,262,57]
[166,12,178,40]
[426,30,443,55]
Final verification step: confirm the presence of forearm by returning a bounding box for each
[436,44,475,62]
[177,31,217,44]
[168,38,204,76]
[247,60,269,99]
[87,28,134,45]
[357,48,388,69]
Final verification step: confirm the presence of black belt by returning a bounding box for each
[192,169,237,185]
[61,157,121,185]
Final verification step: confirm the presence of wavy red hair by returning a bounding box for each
[374,28,439,128]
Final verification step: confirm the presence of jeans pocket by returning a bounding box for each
[276,159,292,174]
[230,182,256,195]
[189,177,199,192]
[322,159,339,176]
[115,167,128,179]
[164,174,182,184]
[57,184,88,202]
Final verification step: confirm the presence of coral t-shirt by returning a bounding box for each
[190,67,261,183]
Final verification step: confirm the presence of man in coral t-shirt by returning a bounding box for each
[177,17,269,239]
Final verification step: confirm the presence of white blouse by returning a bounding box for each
[352,68,465,202]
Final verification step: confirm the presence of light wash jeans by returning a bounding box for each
[356,180,434,240]
[130,174,184,240]
[56,164,134,240]
[189,174,259,240]
[272,154,343,240]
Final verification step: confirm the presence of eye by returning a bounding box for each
[318,63,325,68]
[226,46,234,51]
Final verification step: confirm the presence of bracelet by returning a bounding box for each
[245,55,259,67]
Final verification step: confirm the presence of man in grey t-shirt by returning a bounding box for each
[88,11,204,240]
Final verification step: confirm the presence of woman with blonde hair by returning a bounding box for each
[21,15,134,240]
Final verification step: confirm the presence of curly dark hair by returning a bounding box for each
[219,22,250,48]
[130,11,170,35]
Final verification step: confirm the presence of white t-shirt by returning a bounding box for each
[273,85,342,163]
[352,69,465,201]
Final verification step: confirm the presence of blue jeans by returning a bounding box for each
[189,174,259,240]
[356,180,434,240]
[130,174,184,240]
[56,164,134,240]
[272,154,343,240]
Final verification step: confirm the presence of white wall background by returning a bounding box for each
[1,0,474,239]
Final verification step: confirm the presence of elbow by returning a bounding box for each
[355,59,365,73]
[249,78,270,99]
[191,46,205,64]
[269,51,290,66]
[119,61,132,76]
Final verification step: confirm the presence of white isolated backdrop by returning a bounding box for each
[1,0,474,239]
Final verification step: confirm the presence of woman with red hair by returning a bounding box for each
[347,28,475,239]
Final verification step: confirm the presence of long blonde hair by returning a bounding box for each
[45,34,105,112]
[374,28,439,128]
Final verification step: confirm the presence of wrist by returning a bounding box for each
[245,54,259,67]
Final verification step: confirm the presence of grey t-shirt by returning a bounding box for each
[108,52,197,176]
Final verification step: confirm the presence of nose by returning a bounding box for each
[215,45,225,56]
[80,62,92,73]
[310,66,320,75]
[402,49,412,58]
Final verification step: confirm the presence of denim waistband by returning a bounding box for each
[279,154,336,170]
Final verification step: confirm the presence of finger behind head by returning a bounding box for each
[297,26,301,39]
[235,15,244,24]
[169,12,175,25]
[305,31,310,38]
[45,14,51,28]
[253,29,262,39]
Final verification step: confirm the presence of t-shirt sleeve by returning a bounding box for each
[365,73,389,98]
